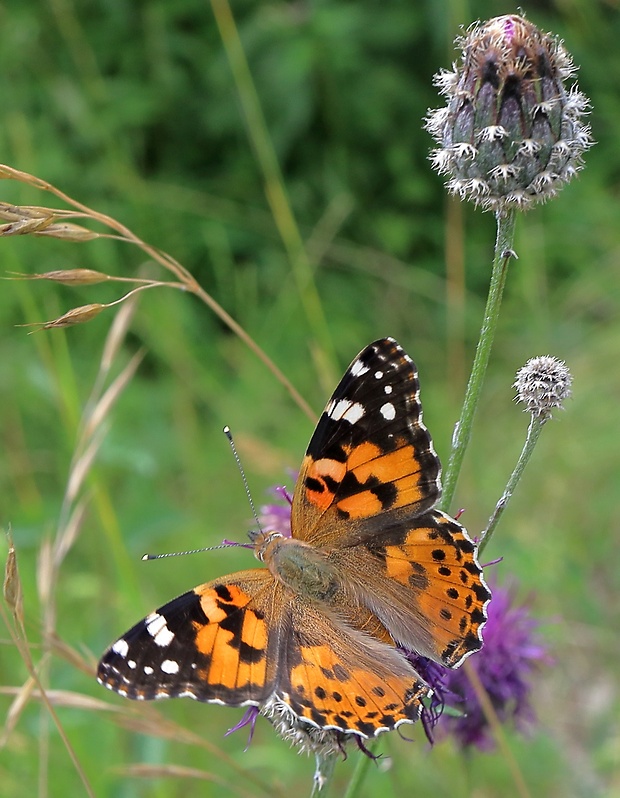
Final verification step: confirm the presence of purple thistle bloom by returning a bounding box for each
[259,484,293,537]
[409,581,550,751]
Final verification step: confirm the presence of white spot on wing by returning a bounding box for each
[146,612,175,647]
[112,639,129,658]
[350,358,369,376]
[143,666,154,675]
[328,399,365,425]
[374,370,383,379]
[127,659,137,669]
[384,385,393,394]
[380,402,396,421]
[161,659,180,674]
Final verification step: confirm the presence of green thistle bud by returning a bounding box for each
[426,14,593,211]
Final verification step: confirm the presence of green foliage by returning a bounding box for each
[1,1,619,796]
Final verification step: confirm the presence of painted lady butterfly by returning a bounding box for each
[98,338,490,740]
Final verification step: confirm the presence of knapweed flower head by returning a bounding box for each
[426,14,593,211]
[259,484,293,537]
[410,580,550,752]
[514,355,572,420]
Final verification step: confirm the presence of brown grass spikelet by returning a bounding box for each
[7,268,110,285]
[3,530,24,627]
[35,222,101,242]
[20,303,107,332]
[0,216,55,236]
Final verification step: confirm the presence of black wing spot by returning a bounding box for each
[332,664,350,682]
[214,584,233,602]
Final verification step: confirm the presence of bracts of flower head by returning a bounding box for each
[514,355,573,421]
[426,14,593,211]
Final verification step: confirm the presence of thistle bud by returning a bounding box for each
[514,355,572,419]
[426,14,593,211]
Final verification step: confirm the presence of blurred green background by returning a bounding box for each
[1,0,618,796]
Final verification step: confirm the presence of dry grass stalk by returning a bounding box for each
[0,544,96,796]
[116,763,257,798]
[0,675,37,748]
[0,158,314,792]
[1,161,315,419]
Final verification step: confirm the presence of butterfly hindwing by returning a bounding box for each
[277,600,429,737]
[330,509,491,667]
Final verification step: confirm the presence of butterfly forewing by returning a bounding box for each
[98,570,280,705]
[292,338,442,546]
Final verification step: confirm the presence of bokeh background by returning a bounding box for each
[1,1,618,796]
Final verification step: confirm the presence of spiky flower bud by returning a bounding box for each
[426,14,593,211]
[514,355,572,419]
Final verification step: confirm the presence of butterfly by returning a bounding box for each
[97,338,491,740]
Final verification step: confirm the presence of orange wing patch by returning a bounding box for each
[299,439,437,523]
[193,586,269,692]
[301,456,347,511]
[284,642,427,737]
[375,511,491,667]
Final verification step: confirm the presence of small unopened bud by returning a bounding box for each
[426,14,593,211]
[514,355,572,419]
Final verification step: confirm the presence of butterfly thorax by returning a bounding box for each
[253,531,339,603]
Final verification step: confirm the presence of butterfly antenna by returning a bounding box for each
[142,542,241,561]
[223,425,263,533]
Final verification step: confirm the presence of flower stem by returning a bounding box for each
[310,751,338,797]
[440,209,517,512]
[479,413,545,554]
[342,743,377,798]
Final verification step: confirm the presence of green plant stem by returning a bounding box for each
[341,741,378,798]
[310,752,338,798]
[210,0,336,385]
[479,413,546,554]
[440,209,518,512]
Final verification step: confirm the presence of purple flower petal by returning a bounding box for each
[225,705,259,750]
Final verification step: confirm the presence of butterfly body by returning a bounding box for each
[257,532,340,603]
[98,338,491,739]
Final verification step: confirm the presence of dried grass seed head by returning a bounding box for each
[426,14,593,211]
